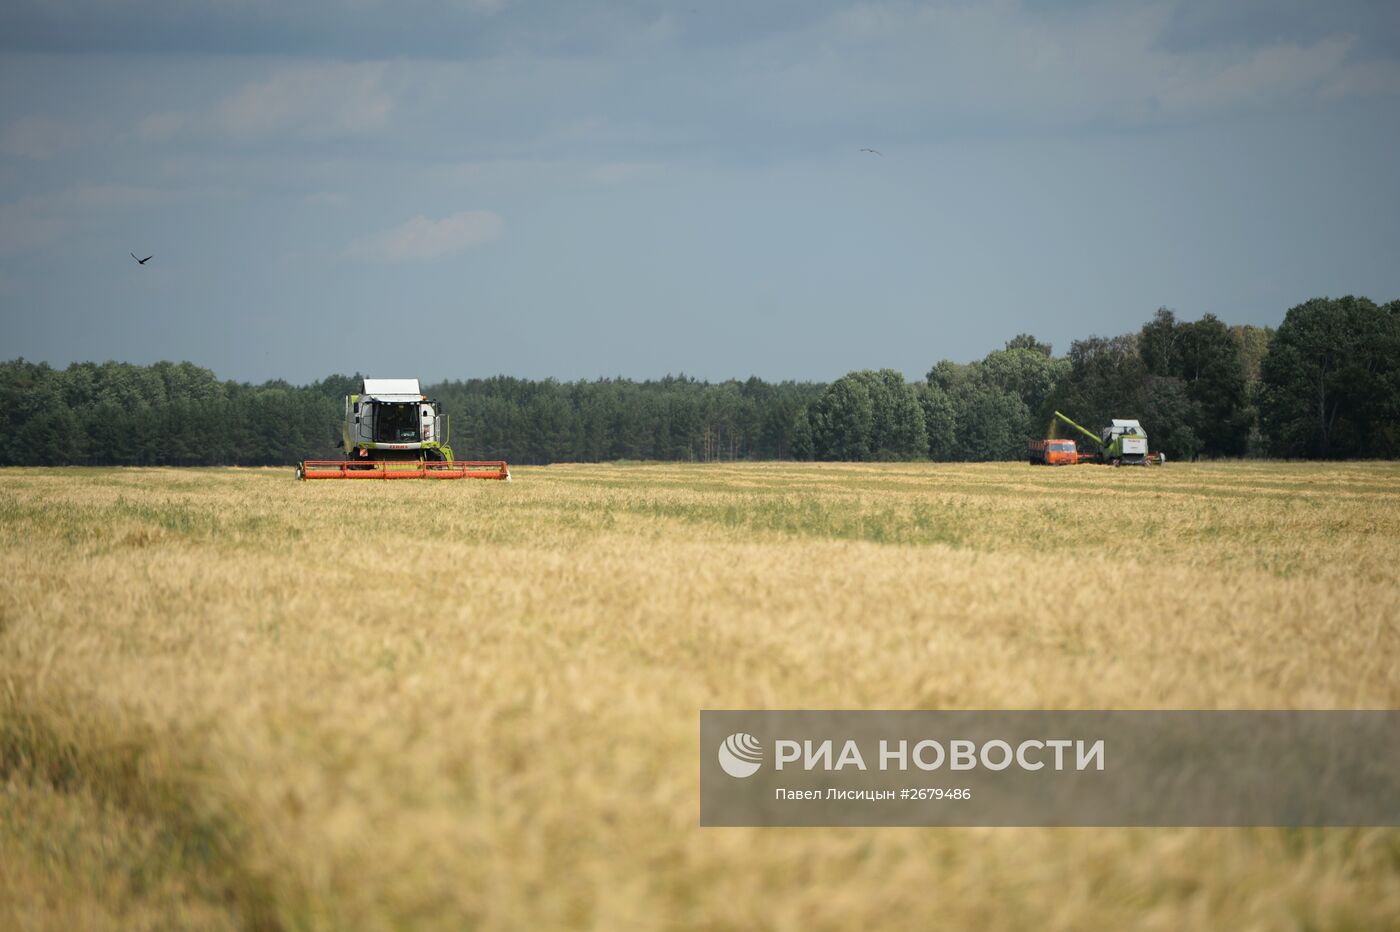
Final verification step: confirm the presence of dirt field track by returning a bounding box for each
[2,462,1399,930]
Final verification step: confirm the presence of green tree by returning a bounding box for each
[854,369,927,460]
[1260,296,1400,457]
[1047,334,1147,438]
[808,375,875,460]
[1141,376,1202,461]
[928,346,1067,461]
[1232,325,1273,385]
[953,388,1028,461]
[788,407,814,460]
[1004,333,1052,356]
[918,384,957,460]
[1175,314,1249,456]
[1139,308,1180,376]
[980,347,1069,422]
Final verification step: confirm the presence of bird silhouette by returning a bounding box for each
[131,252,152,265]
[859,148,882,156]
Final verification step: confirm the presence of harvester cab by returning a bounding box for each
[297,378,510,480]
[345,378,448,461]
[1104,419,1149,465]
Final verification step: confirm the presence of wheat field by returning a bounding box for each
[2,461,1399,930]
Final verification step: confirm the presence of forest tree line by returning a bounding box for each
[1,296,1396,466]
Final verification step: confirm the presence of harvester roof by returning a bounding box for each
[361,378,423,402]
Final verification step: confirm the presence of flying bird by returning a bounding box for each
[859,148,882,156]
[131,252,152,265]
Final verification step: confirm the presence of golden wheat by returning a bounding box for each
[2,461,1399,930]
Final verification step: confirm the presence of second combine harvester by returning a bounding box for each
[1050,410,1158,466]
[298,378,510,480]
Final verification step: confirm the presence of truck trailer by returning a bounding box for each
[1028,438,1079,465]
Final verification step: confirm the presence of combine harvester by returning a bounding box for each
[298,378,510,480]
[1047,410,1164,467]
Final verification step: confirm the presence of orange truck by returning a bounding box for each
[1028,438,1078,465]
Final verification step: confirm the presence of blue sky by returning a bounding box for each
[2,0,1398,383]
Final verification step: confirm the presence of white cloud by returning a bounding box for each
[346,211,503,262]
[430,158,668,188]
[215,63,392,139]
[305,191,349,207]
[1154,36,1358,118]
[138,63,393,144]
[738,2,1400,133]
[0,184,239,256]
[62,184,180,210]
[1319,56,1400,99]
[0,201,66,255]
[586,161,664,186]
[138,111,185,143]
[0,116,85,159]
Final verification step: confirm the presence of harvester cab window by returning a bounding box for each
[373,403,421,443]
